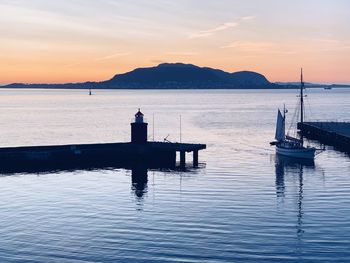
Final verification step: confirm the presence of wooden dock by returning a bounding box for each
[298,122,350,152]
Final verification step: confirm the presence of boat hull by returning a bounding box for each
[276,146,316,159]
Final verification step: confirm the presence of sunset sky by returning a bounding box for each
[1,0,349,85]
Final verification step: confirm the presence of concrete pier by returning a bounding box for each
[0,110,206,173]
[298,122,350,151]
[0,141,206,173]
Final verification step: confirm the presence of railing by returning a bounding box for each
[307,119,350,123]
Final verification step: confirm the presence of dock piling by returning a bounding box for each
[193,150,199,167]
[180,151,186,168]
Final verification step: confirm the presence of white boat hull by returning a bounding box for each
[276,146,316,159]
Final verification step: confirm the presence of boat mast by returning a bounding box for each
[300,68,304,124]
[283,104,286,140]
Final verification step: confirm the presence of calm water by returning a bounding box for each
[0,88,350,262]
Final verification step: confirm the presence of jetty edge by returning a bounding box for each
[298,121,350,152]
[0,109,206,173]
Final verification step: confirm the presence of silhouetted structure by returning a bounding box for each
[0,110,206,173]
[298,122,350,152]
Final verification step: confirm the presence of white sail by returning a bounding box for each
[275,109,285,141]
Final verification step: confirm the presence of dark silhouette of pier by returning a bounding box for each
[298,122,350,152]
[0,110,206,173]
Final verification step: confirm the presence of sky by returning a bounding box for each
[0,0,349,84]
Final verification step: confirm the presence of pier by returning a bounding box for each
[298,122,350,152]
[0,110,206,173]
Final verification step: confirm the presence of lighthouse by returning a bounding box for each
[131,109,148,144]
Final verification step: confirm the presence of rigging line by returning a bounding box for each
[287,107,294,136]
[303,87,313,121]
[287,100,299,137]
[305,96,313,121]
[293,103,300,137]
[293,104,300,137]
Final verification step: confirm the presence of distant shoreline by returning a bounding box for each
[1,86,350,90]
[2,63,350,90]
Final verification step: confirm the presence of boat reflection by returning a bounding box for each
[275,155,315,197]
[275,155,315,238]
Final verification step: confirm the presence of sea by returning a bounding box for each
[0,88,349,263]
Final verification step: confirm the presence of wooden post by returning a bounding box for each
[172,151,177,168]
[193,150,198,167]
[180,151,186,168]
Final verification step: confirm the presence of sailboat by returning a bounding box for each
[270,69,316,159]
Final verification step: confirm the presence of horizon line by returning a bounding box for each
[1,62,350,86]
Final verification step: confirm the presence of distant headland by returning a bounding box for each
[2,63,349,89]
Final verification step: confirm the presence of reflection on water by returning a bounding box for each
[0,161,199,202]
[275,155,315,197]
[1,89,350,262]
[131,166,148,198]
[275,155,315,240]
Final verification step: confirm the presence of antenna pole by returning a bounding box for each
[300,68,304,124]
[152,113,155,141]
[180,115,182,143]
[283,104,286,138]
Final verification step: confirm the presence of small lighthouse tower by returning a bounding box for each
[131,109,148,144]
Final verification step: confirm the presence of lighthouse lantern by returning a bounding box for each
[135,108,144,123]
[131,109,148,144]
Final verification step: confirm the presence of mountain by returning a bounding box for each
[102,63,275,89]
[4,63,278,89]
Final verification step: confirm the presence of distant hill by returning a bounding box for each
[3,63,279,89]
[101,63,276,89]
[4,63,349,89]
